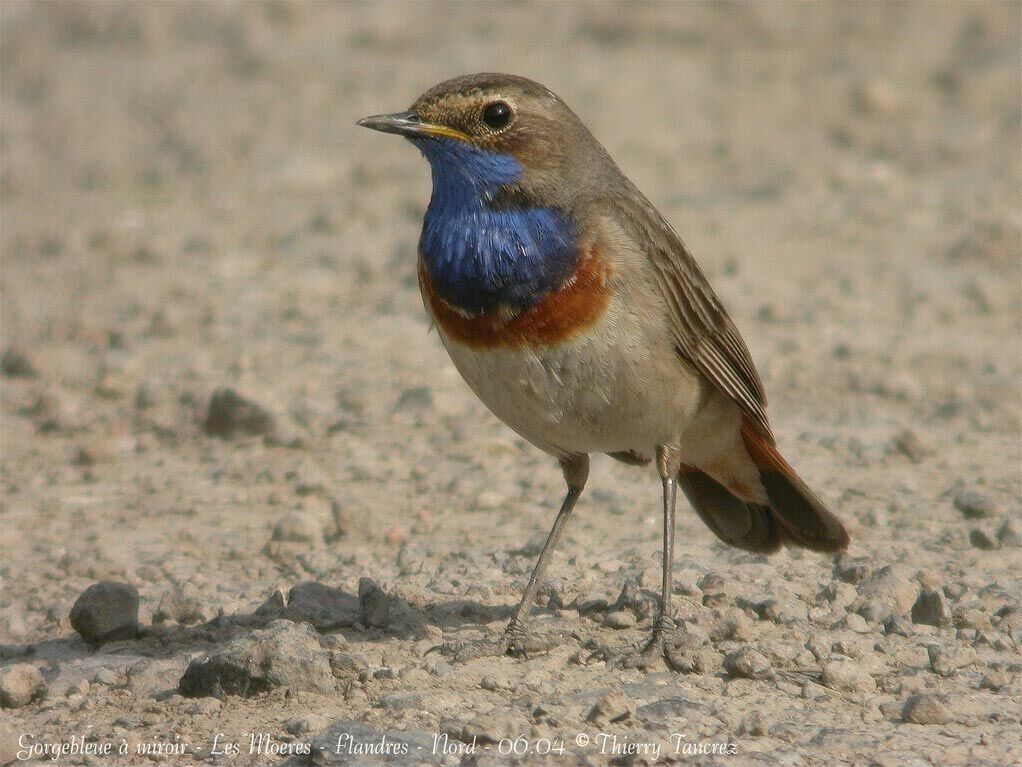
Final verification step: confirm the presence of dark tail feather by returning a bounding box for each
[677,467,784,553]
[741,421,850,553]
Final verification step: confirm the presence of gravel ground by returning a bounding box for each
[1,2,1020,766]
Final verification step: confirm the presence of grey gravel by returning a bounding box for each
[69,581,140,644]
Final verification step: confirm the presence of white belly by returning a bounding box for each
[435,294,709,459]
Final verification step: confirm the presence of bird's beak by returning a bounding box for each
[356,110,468,141]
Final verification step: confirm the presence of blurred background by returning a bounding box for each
[0,1,1019,758]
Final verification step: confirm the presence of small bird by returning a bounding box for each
[358,73,849,665]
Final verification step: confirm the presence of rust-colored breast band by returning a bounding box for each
[421,244,613,350]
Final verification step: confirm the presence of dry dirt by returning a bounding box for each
[1,2,1020,766]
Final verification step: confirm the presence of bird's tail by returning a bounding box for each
[678,421,850,554]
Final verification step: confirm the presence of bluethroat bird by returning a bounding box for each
[359,74,849,665]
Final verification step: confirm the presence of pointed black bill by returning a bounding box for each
[356,111,467,141]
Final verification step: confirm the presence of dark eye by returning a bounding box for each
[482,101,512,130]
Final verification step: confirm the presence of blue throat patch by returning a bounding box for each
[413,137,579,316]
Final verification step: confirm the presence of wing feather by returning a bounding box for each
[604,194,774,442]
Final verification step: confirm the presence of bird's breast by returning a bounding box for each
[419,242,614,350]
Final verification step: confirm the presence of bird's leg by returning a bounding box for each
[651,444,681,642]
[444,455,589,662]
[602,445,683,670]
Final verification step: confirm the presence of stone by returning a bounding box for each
[762,597,808,625]
[0,663,47,708]
[903,694,952,725]
[178,620,333,698]
[892,429,932,463]
[154,587,207,625]
[928,645,977,677]
[204,387,275,438]
[997,519,1022,547]
[818,581,857,610]
[69,581,139,644]
[969,529,999,550]
[282,582,360,630]
[1,348,37,378]
[822,659,877,693]
[842,613,870,633]
[912,589,953,627]
[723,647,773,680]
[604,611,636,629]
[979,670,1012,691]
[954,489,996,519]
[393,386,433,414]
[835,559,872,584]
[857,565,918,616]
[359,577,393,629]
[271,512,323,544]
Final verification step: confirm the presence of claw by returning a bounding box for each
[585,616,682,670]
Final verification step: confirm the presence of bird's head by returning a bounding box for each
[358,73,615,209]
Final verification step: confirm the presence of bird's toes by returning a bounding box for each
[440,636,510,662]
[506,631,560,658]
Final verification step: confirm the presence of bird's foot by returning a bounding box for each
[441,619,560,662]
[586,614,683,671]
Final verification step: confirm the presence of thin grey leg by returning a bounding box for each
[505,454,589,651]
[653,445,682,637]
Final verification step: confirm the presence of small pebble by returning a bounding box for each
[392,386,433,414]
[271,512,323,544]
[835,560,872,584]
[997,519,1021,547]
[0,664,47,708]
[822,659,877,693]
[69,581,139,644]
[979,670,1012,691]
[204,387,275,438]
[969,529,998,550]
[604,611,636,629]
[912,589,953,627]
[928,645,977,677]
[1,348,37,378]
[858,565,918,615]
[902,694,952,725]
[359,577,396,629]
[723,647,773,680]
[892,429,932,463]
[842,613,870,633]
[154,587,207,625]
[954,489,996,519]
